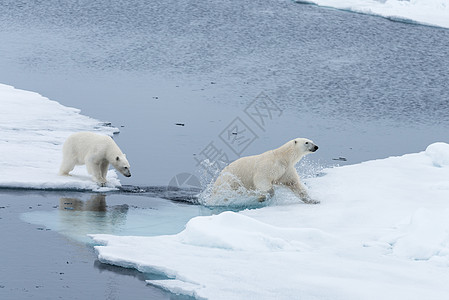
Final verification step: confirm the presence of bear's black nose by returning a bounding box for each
[313,145,319,151]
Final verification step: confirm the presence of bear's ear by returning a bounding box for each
[116,156,120,161]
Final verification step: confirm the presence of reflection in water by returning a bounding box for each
[57,194,129,237]
[59,194,130,227]
[60,194,107,211]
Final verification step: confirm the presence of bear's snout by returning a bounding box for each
[312,145,319,152]
[125,173,131,177]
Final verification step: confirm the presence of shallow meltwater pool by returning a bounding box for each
[20,192,210,244]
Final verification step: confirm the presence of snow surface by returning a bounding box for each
[0,83,120,191]
[296,0,449,29]
[92,142,449,299]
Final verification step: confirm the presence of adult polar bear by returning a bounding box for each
[213,138,319,204]
[59,132,131,185]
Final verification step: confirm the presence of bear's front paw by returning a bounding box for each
[303,198,320,204]
[96,180,107,187]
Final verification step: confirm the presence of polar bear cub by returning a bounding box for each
[213,138,319,203]
[59,132,131,185]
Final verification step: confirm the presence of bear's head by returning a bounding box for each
[294,138,318,153]
[114,154,131,177]
[284,138,318,164]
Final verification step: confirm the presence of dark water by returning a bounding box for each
[1,0,449,298]
[1,0,448,187]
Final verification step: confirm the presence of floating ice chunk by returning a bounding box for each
[425,142,449,167]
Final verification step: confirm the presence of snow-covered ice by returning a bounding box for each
[0,83,120,191]
[296,0,449,29]
[92,142,449,299]
[426,142,449,167]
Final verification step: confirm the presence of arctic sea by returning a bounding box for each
[1,0,449,299]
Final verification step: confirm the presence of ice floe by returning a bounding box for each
[296,0,449,29]
[92,142,449,299]
[0,83,120,191]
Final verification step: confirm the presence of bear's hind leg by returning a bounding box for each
[59,157,76,176]
[254,176,274,202]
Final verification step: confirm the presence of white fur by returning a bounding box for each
[213,138,319,203]
[59,132,131,185]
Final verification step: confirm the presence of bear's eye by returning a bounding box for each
[305,142,309,145]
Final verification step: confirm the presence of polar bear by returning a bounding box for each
[59,132,131,185]
[212,138,319,204]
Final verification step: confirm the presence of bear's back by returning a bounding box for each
[64,132,112,157]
